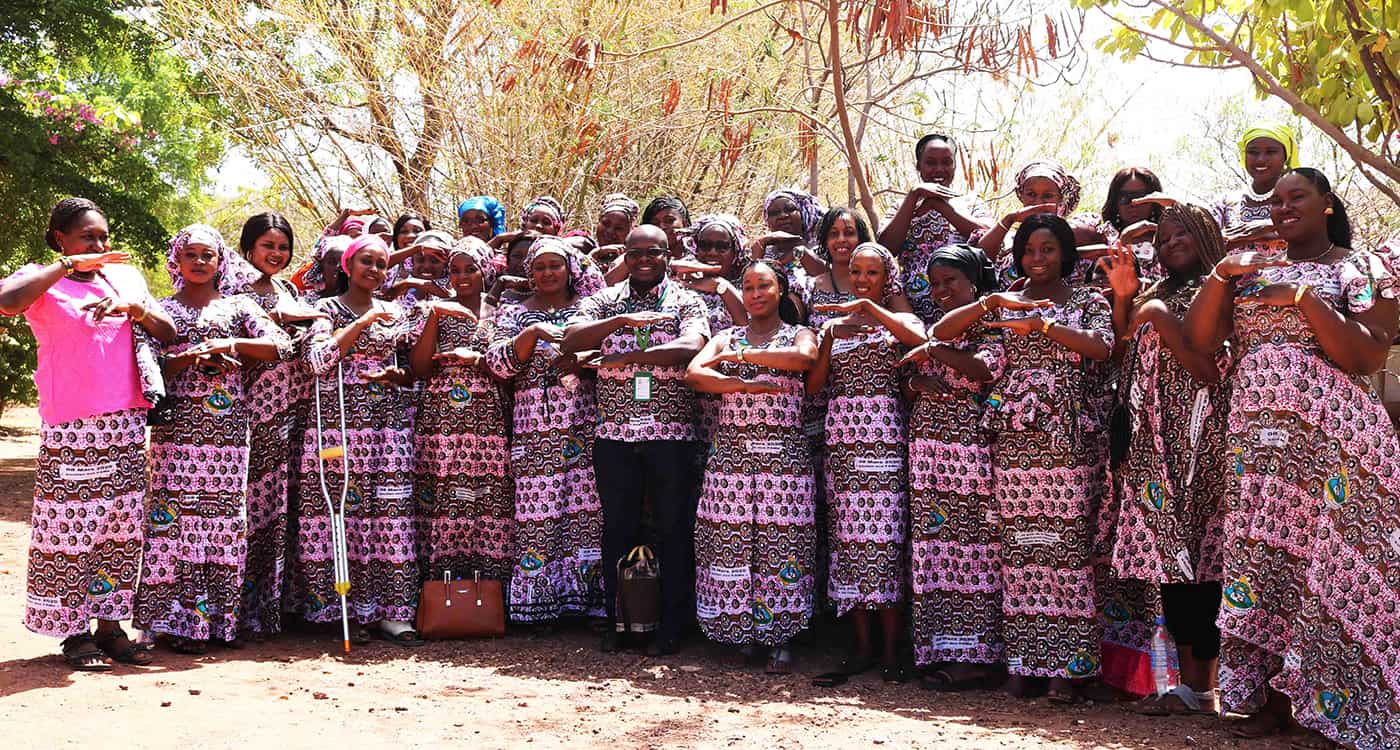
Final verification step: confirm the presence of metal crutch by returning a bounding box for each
[313,360,353,653]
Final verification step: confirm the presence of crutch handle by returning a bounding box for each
[319,446,345,460]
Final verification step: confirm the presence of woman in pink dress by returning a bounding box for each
[2,197,177,670]
[1185,168,1400,749]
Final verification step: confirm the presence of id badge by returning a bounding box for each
[633,371,654,402]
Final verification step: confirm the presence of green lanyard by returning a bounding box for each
[626,284,668,350]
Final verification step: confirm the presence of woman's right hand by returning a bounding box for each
[357,308,397,327]
[1213,251,1290,279]
[982,292,1054,312]
[530,321,564,343]
[741,379,783,395]
[1004,203,1060,227]
[1222,220,1277,244]
[65,251,130,272]
[909,182,960,203]
[907,374,951,394]
[1096,244,1140,301]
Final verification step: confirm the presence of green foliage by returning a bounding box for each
[0,1,226,412]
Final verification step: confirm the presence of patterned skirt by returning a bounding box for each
[908,404,1003,666]
[994,429,1103,678]
[24,408,147,637]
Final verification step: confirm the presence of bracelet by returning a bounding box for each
[1209,268,1230,285]
[1294,284,1310,305]
[737,345,747,363]
[997,218,1012,231]
[1041,318,1053,334]
[132,304,147,322]
[58,256,75,273]
[978,297,990,315]
[229,340,238,356]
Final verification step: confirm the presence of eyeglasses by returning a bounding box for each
[1117,191,1151,205]
[625,247,667,259]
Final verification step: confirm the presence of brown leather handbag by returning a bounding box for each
[615,545,660,633]
[416,570,506,639]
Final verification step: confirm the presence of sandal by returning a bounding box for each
[61,634,112,672]
[811,653,876,687]
[1288,731,1340,750]
[94,628,154,666]
[881,663,908,683]
[350,626,373,645]
[213,637,247,650]
[1229,712,1284,739]
[1047,678,1086,705]
[169,636,208,655]
[921,667,993,692]
[765,647,794,675]
[374,626,425,648]
[1131,686,1218,716]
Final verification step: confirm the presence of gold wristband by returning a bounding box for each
[1210,269,1229,285]
[1294,284,1309,305]
[58,256,75,273]
[978,297,990,315]
[1041,318,1053,334]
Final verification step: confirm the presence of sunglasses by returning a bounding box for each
[625,247,667,259]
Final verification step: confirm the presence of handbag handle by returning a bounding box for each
[474,569,482,606]
[626,545,654,562]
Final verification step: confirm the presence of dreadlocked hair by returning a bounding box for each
[1136,202,1226,306]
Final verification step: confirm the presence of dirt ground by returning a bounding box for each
[0,406,1293,749]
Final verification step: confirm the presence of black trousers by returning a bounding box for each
[594,438,699,638]
[1161,581,1222,660]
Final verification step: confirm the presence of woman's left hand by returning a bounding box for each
[812,299,869,315]
[682,276,723,294]
[669,259,723,276]
[898,342,931,366]
[362,366,407,384]
[985,317,1045,337]
[431,348,482,367]
[1237,282,1303,307]
[81,296,143,322]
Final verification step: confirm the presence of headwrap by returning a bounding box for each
[447,235,499,291]
[341,234,388,276]
[457,196,507,237]
[1239,123,1299,172]
[928,243,998,296]
[690,213,749,281]
[1014,160,1082,216]
[520,195,566,231]
[597,193,640,224]
[850,241,903,302]
[303,234,352,292]
[339,217,366,236]
[763,188,825,248]
[166,223,260,295]
[525,235,605,299]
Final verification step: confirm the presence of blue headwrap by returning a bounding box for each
[457,195,506,237]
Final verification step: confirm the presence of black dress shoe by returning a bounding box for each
[599,630,621,653]
[646,634,681,657]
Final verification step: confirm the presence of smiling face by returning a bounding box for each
[648,208,686,253]
[926,264,977,310]
[596,210,634,247]
[524,206,562,235]
[248,228,291,276]
[348,245,389,292]
[506,238,534,276]
[849,249,888,302]
[177,241,220,287]
[448,253,484,298]
[1153,216,1202,276]
[764,196,804,236]
[1269,171,1330,243]
[459,210,493,243]
[395,218,425,250]
[824,214,861,266]
[368,218,392,245]
[413,246,446,279]
[624,225,670,287]
[741,263,782,319]
[54,210,111,256]
[1018,176,1062,209]
[530,252,569,297]
[1020,228,1064,284]
[693,224,737,277]
[917,141,957,186]
[1245,137,1287,189]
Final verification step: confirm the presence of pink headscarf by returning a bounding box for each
[525,236,605,298]
[341,234,388,275]
[166,223,260,295]
[850,241,903,302]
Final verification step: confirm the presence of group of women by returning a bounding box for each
[7,120,1399,750]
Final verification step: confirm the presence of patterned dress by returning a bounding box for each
[1216,251,1400,750]
[694,288,736,445]
[909,323,1006,667]
[486,303,605,622]
[240,279,312,637]
[134,295,288,641]
[409,303,512,583]
[888,196,994,323]
[824,326,909,615]
[1213,190,1288,257]
[982,286,1113,678]
[1112,283,1229,585]
[294,298,418,625]
[695,325,816,646]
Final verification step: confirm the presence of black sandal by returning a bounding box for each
[881,662,908,683]
[169,636,208,655]
[812,654,876,687]
[94,628,154,666]
[61,634,112,672]
[921,668,992,692]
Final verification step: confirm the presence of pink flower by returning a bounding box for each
[48,133,59,145]
[73,121,84,132]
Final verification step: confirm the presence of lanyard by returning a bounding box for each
[625,284,668,350]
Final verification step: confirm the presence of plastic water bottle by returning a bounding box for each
[1149,616,1180,695]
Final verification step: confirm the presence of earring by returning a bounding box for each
[1325,207,1334,215]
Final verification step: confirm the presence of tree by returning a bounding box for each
[0,1,226,414]
[160,0,1082,233]
[1079,0,1400,209]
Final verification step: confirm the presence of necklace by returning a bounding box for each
[1243,184,1274,203]
[1289,242,1336,263]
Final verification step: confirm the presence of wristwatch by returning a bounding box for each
[58,256,75,273]
[1041,318,1054,334]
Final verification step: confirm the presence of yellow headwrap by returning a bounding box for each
[1239,123,1299,171]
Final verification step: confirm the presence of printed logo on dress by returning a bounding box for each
[367,381,387,398]
[149,501,178,533]
[562,434,584,465]
[520,548,545,575]
[193,596,212,622]
[1314,689,1349,722]
[1222,575,1256,612]
[925,503,949,532]
[449,381,472,406]
[1140,480,1166,512]
[1232,447,1245,476]
[751,599,774,626]
[202,386,234,415]
[909,273,930,296]
[346,483,364,508]
[1103,598,1134,623]
[87,570,116,597]
[415,486,434,511]
[1324,468,1349,509]
[986,393,1005,409]
[1064,651,1098,678]
[778,557,803,588]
